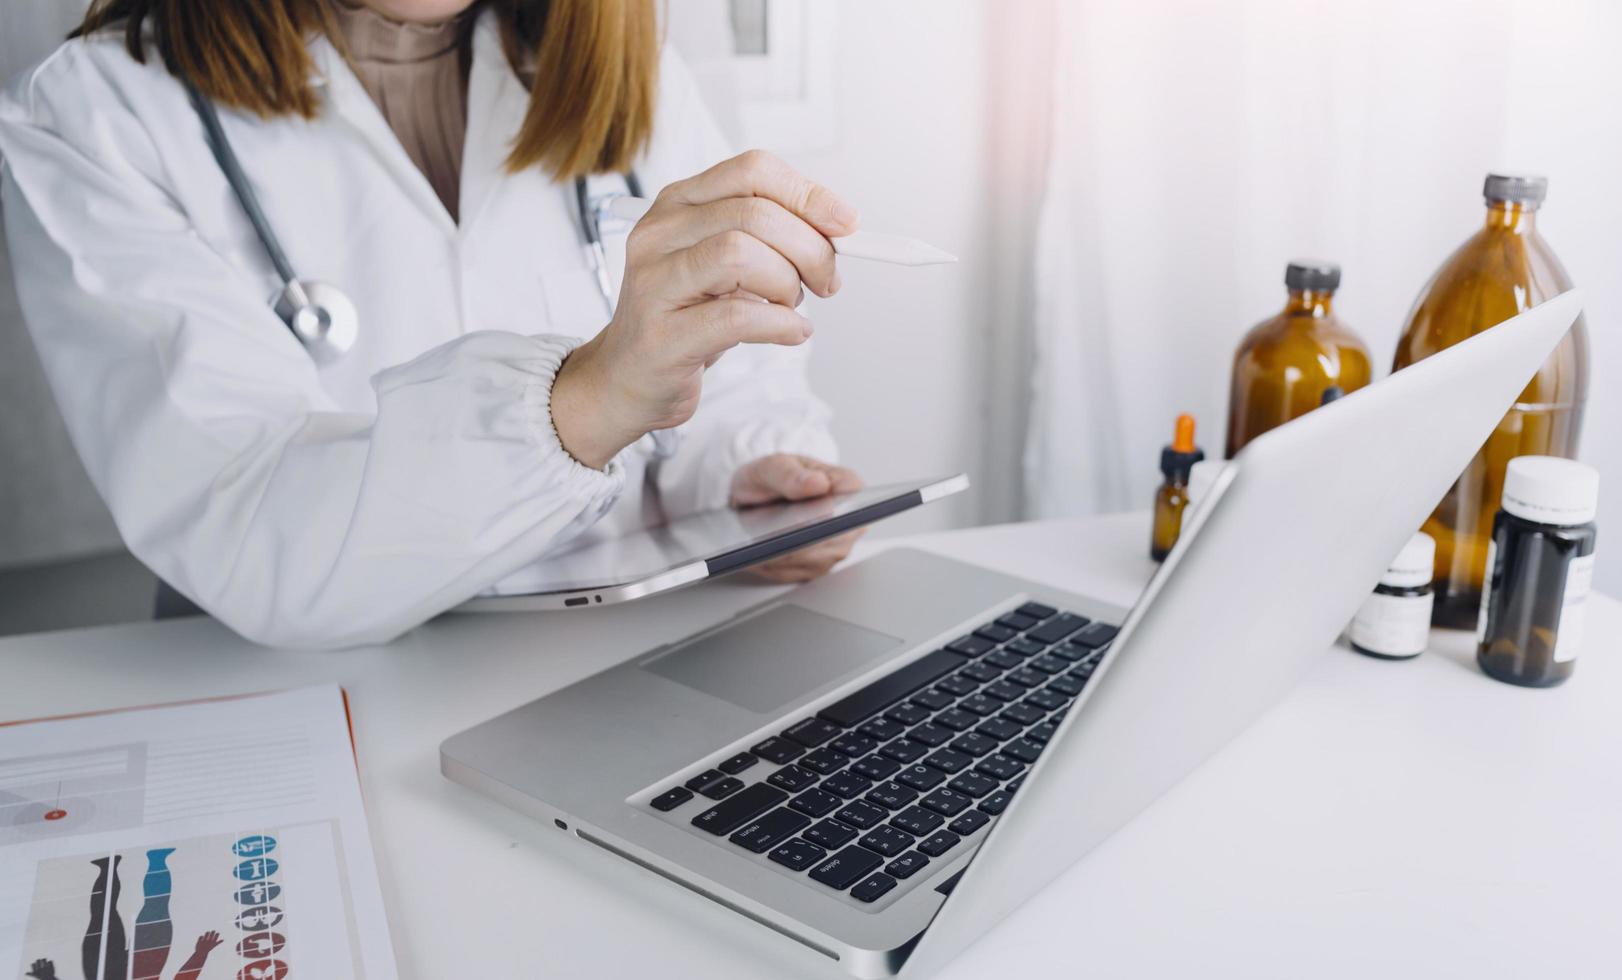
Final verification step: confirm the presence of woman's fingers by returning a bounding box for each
[642,196,839,297]
[673,230,804,308]
[670,298,811,362]
[732,454,835,506]
[660,149,859,240]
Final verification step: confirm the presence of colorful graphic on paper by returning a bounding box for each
[15,825,362,980]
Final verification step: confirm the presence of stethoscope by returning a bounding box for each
[188,86,640,363]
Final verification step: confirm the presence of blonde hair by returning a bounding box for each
[74,0,659,180]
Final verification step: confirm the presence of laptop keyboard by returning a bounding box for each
[642,602,1117,909]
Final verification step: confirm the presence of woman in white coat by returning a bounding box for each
[0,0,863,648]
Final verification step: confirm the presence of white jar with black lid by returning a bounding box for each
[1349,532,1435,659]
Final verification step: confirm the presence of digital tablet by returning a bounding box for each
[458,474,969,611]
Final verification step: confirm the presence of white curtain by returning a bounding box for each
[1024,0,1622,594]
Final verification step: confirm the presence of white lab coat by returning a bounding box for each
[0,13,836,648]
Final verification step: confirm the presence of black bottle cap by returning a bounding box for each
[1285,260,1340,292]
[1484,173,1547,206]
[1320,385,1345,405]
[1160,445,1205,481]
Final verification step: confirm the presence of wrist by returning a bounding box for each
[552,338,642,470]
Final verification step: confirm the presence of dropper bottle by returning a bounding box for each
[1150,414,1205,562]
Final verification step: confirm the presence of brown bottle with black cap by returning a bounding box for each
[1393,175,1589,627]
[1226,261,1372,457]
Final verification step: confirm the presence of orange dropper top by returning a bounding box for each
[1171,413,1197,453]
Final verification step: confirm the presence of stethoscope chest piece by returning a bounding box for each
[274,279,358,364]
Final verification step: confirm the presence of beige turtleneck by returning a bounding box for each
[331,0,471,221]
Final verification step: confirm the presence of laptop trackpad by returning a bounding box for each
[643,604,902,715]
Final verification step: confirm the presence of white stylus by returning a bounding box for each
[604,196,957,266]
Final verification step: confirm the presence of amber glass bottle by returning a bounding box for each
[1150,414,1204,561]
[1225,262,1372,457]
[1392,175,1589,628]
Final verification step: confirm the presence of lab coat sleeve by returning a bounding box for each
[643,46,841,518]
[0,55,625,649]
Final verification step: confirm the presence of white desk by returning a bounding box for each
[4,512,1619,978]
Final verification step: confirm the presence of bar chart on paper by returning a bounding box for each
[0,687,397,980]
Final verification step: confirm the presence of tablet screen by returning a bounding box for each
[480,476,966,599]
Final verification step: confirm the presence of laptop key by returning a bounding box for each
[974,624,1017,643]
[799,747,847,776]
[768,765,819,792]
[917,830,961,857]
[948,772,998,798]
[702,776,744,800]
[951,732,1000,756]
[804,819,859,850]
[809,845,884,890]
[822,771,874,800]
[855,718,904,742]
[784,717,843,748]
[751,737,805,765]
[1006,775,1025,793]
[976,717,1023,741]
[1027,720,1061,745]
[934,708,979,732]
[834,731,882,756]
[982,682,1025,703]
[879,739,928,764]
[860,825,917,857]
[982,651,1022,671]
[1005,637,1047,658]
[718,752,758,775]
[850,754,902,781]
[730,808,811,853]
[1025,689,1069,712]
[1047,674,1086,697]
[1069,622,1120,648]
[976,756,1025,781]
[958,695,1001,717]
[769,838,826,872]
[1050,642,1089,662]
[924,749,973,774]
[997,612,1038,632]
[818,650,969,727]
[946,635,996,658]
[1030,654,1071,675]
[1006,669,1047,689]
[959,662,1002,684]
[979,790,1012,815]
[835,799,889,830]
[1027,613,1090,645]
[684,769,725,793]
[885,851,931,880]
[866,781,919,811]
[1017,601,1057,620]
[948,809,992,836]
[1000,703,1046,726]
[789,789,844,818]
[851,872,898,903]
[920,788,973,818]
[651,787,693,811]
[908,723,953,748]
[890,805,944,837]
[692,783,788,835]
[885,702,932,726]
[935,675,978,697]
[1001,739,1044,764]
[911,689,955,711]
[896,764,947,792]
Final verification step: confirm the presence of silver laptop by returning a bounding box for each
[441,291,1582,978]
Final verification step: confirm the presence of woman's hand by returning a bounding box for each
[551,151,858,469]
[731,454,865,583]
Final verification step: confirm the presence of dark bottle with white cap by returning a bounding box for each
[1349,532,1436,659]
[1476,456,1600,687]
